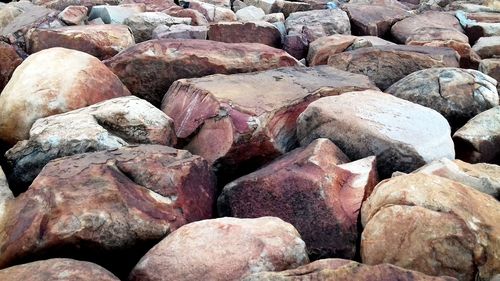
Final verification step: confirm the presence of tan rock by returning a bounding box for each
[163,7,208,26]
[307,34,357,66]
[121,0,177,12]
[123,12,191,43]
[472,36,500,59]
[188,0,236,22]
[479,58,500,91]
[57,5,87,25]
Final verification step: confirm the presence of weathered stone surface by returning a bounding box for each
[88,5,144,24]
[104,39,299,106]
[453,106,500,164]
[0,41,22,92]
[188,0,236,22]
[0,3,23,29]
[207,21,281,47]
[244,0,276,14]
[342,4,409,37]
[263,12,284,23]
[412,158,500,199]
[0,48,130,145]
[285,9,350,39]
[297,90,454,177]
[465,22,500,44]
[306,35,357,66]
[361,173,500,281]
[0,145,216,274]
[32,0,120,10]
[121,0,177,12]
[218,138,378,259]
[153,24,208,39]
[472,36,500,59]
[129,217,309,281]
[279,1,311,18]
[386,67,498,129]
[348,0,412,10]
[124,12,191,43]
[0,166,13,222]
[57,5,87,25]
[5,96,176,189]
[327,45,460,90]
[27,25,135,60]
[242,259,458,281]
[479,58,500,91]
[236,5,265,21]
[161,66,377,180]
[163,8,209,26]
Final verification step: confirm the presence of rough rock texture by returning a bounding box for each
[0,258,120,281]
[123,12,191,42]
[161,66,377,181]
[242,259,458,281]
[163,8,209,26]
[0,41,22,92]
[307,35,356,66]
[453,106,500,164]
[152,24,208,39]
[188,0,236,22]
[297,90,455,177]
[342,4,409,37]
[129,217,309,281]
[327,45,460,90]
[413,158,500,199]
[472,36,500,59]
[0,145,216,276]
[104,39,299,106]
[88,5,144,24]
[5,96,176,189]
[0,47,130,145]
[236,6,265,22]
[361,173,500,281]
[479,58,500,91]
[27,25,135,60]
[121,0,177,11]
[218,138,378,259]
[32,0,120,10]
[0,167,13,220]
[386,67,498,129]
[57,5,88,25]
[207,21,281,47]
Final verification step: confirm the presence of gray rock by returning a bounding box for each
[88,5,144,24]
[472,36,500,59]
[152,24,208,39]
[124,12,191,42]
[235,5,265,21]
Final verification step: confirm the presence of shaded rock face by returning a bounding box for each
[218,138,378,259]
[104,39,299,106]
[361,173,500,281]
[26,25,135,60]
[0,145,216,277]
[123,12,191,43]
[242,259,458,281]
[297,90,455,178]
[129,217,309,281]
[5,96,176,190]
[342,4,410,37]
[0,258,120,281]
[0,41,22,92]
[207,21,282,47]
[0,47,130,145]
[161,66,377,182]
[386,67,498,130]
[88,5,145,24]
[453,106,500,164]
[412,158,500,199]
[479,58,500,91]
[327,45,460,90]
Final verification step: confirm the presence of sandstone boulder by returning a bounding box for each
[121,0,177,12]
[0,47,130,145]
[297,90,455,177]
[236,6,265,22]
[479,58,500,91]
[306,35,356,66]
[88,5,144,24]
[153,24,208,39]
[129,217,309,281]
[163,8,209,26]
[104,39,299,105]
[0,41,22,92]
[207,21,281,47]
[32,0,120,10]
[342,4,409,37]
[361,173,500,281]
[57,5,88,25]
[124,12,191,42]
[188,0,236,22]
[472,36,500,59]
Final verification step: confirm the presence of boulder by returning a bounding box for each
[0,3,24,29]
[453,106,500,164]
[235,6,265,22]
[361,173,500,281]
[32,0,120,10]
[306,35,356,66]
[0,259,120,281]
[124,12,191,43]
[242,259,457,281]
[188,0,236,22]
[121,0,177,12]
[207,21,281,47]
[163,8,209,26]
[104,39,299,106]
[57,5,88,25]
[5,96,176,189]
[0,145,216,275]
[479,58,500,91]
[342,4,409,37]
[0,47,130,145]
[386,67,498,129]
[129,217,309,281]
[244,0,276,14]
[472,36,500,59]
[278,1,311,18]
[263,12,284,23]
[88,5,144,24]
[0,167,13,220]
[285,8,350,41]
[27,25,135,60]
[218,138,378,259]
[297,90,455,177]
[161,66,377,181]
[327,45,460,90]
[0,41,22,92]
[152,24,208,39]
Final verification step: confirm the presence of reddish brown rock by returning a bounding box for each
[104,39,299,105]
[27,25,135,60]
[218,138,378,259]
[327,45,460,90]
[242,259,457,281]
[163,7,209,26]
[0,259,120,281]
[129,217,309,281]
[342,4,410,37]
[57,5,88,25]
[285,9,351,40]
[32,0,120,10]
[161,66,377,181]
[479,58,500,91]
[0,145,216,276]
[0,41,22,92]
[207,21,281,47]
[188,0,236,22]
[121,0,177,12]
[361,173,500,281]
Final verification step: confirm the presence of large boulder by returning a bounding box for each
[327,45,460,90]
[26,25,135,60]
[129,217,309,281]
[242,259,457,281]
[297,90,455,177]
[5,96,176,190]
[123,12,191,43]
[361,173,500,281]
[207,21,282,48]
[342,4,409,37]
[0,145,216,276]
[161,66,377,181]
[0,41,22,92]
[104,39,299,106]
[218,138,378,259]
[0,259,120,281]
[0,47,130,145]
[386,68,498,129]
[453,106,500,164]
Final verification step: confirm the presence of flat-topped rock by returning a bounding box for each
[342,4,410,37]
[123,12,191,42]
[207,21,281,47]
